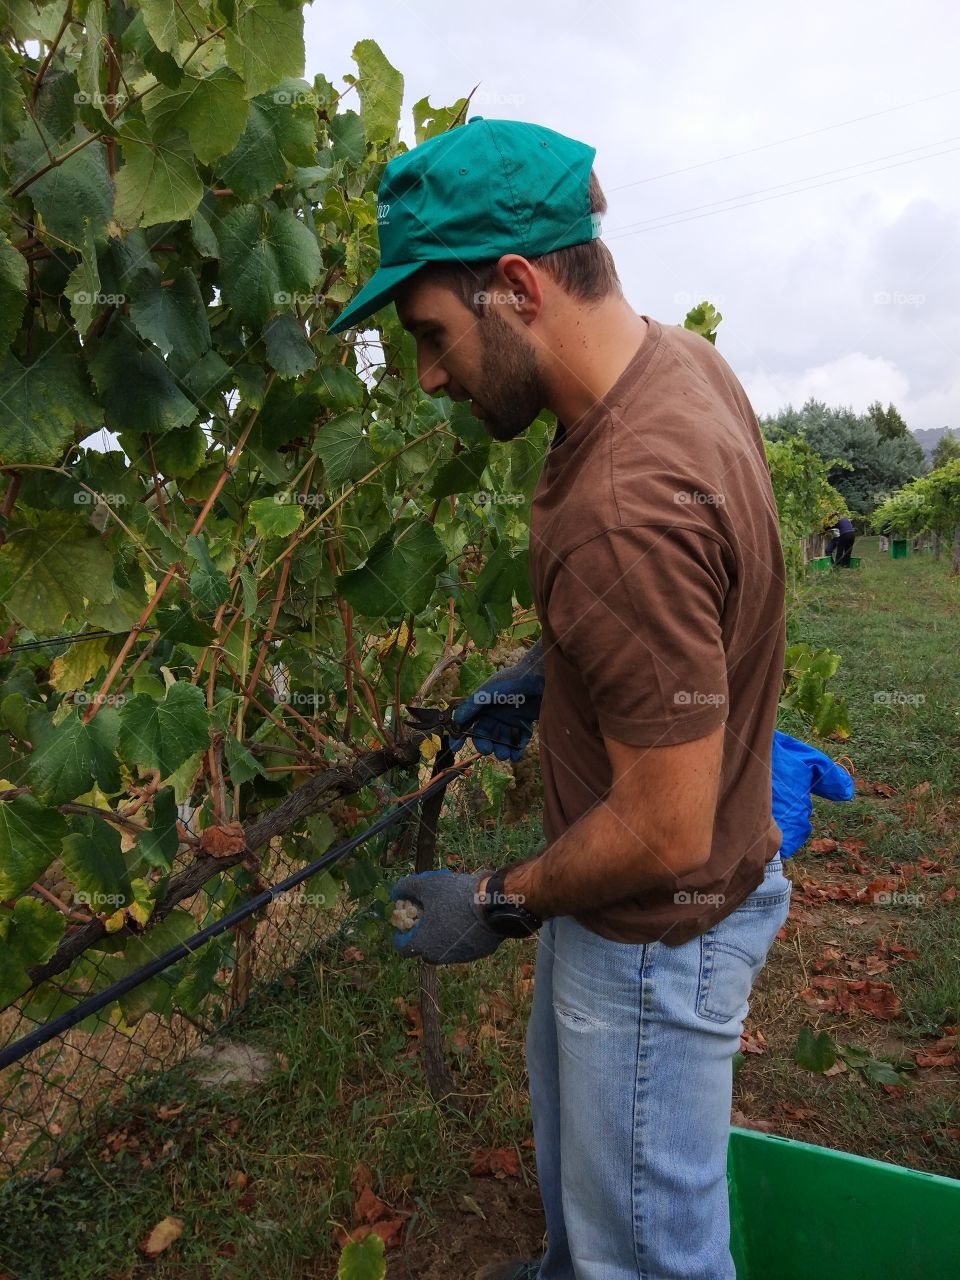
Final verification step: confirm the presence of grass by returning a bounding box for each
[1,535,958,1277]
[738,536,960,1173]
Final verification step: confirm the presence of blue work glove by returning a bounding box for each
[450,640,544,762]
[772,729,854,858]
[389,868,503,965]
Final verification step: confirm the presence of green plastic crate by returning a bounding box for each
[891,538,909,559]
[728,1128,960,1279]
[810,556,832,569]
[848,555,861,568]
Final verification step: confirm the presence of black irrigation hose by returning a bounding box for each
[0,764,468,1072]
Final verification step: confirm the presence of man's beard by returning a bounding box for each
[473,311,548,442]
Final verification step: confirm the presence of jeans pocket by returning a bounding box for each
[696,862,791,1024]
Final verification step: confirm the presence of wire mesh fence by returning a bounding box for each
[0,765,463,1182]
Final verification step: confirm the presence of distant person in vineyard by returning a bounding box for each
[330,119,791,1280]
[827,511,857,567]
[879,518,892,552]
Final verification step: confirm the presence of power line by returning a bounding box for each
[608,86,960,192]
[606,139,960,240]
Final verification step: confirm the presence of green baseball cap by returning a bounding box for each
[327,116,599,335]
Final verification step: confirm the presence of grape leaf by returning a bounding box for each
[143,66,249,165]
[218,203,322,329]
[313,411,374,487]
[0,230,28,349]
[128,267,212,362]
[27,707,122,805]
[119,682,211,778]
[224,0,306,98]
[428,445,490,499]
[793,1026,837,1073]
[223,732,263,785]
[61,818,133,909]
[248,495,304,538]
[131,786,179,874]
[0,346,101,466]
[0,514,117,633]
[87,315,197,436]
[217,79,318,200]
[311,364,366,411]
[114,119,203,229]
[139,0,211,62]
[101,908,198,1022]
[265,311,316,378]
[0,898,65,1010]
[0,795,68,899]
[338,1231,386,1280]
[337,520,445,620]
[8,124,113,245]
[351,40,403,146]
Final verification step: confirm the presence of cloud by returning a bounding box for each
[742,354,911,418]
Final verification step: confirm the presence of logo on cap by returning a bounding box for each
[377,202,391,225]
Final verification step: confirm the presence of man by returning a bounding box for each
[827,511,856,567]
[329,118,790,1280]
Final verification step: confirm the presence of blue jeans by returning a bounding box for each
[525,855,791,1279]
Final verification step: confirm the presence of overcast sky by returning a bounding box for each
[306,0,960,433]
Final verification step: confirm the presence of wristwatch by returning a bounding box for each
[481,868,543,937]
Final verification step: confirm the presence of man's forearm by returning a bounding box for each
[498,792,687,921]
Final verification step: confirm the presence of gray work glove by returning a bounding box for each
[390,868,502,965]
[450,639,545,761]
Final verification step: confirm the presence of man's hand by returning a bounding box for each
[390,868,503,965]
[450,640,544,761]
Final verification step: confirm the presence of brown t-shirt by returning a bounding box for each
[528,314,786,946]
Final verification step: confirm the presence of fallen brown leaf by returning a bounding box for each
[809,838,838,855]
[779,1104,817,1122]
[914,1035,957,1069]
[731,1110,776,1133]
[740,1028,767,1055]
[839,838,869,856]
[470,1147,521,1178]
[140,1216,184,1258]
[355,1184,393,1225]
[859,875,898,904]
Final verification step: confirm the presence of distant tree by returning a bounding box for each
[760,398,926,515]
[872,459,960,573]
[931,428,960,470]
[866,400,910,440]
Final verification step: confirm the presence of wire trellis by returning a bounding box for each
[0,766,463,1181]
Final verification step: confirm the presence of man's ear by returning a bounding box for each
[495,255,543,324]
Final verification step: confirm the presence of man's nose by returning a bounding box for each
[417,349,448,396]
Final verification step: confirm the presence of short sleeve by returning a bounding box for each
[546,524,730,746]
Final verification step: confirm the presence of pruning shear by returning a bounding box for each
[403,704,459,737]
[403,703,523,753]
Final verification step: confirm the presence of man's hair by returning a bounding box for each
[417,170,621,316]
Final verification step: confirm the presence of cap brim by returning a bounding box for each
[327,260,425,335]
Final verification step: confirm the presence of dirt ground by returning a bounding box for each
[394,1176,546,1280]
